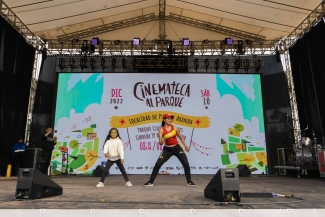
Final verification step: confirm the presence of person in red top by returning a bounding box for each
[143,114,196,187]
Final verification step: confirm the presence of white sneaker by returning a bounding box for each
[126,181,132,187]
[96,182,104,187]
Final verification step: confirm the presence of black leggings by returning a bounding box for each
[100,159,129,183]
[149,145,192,183]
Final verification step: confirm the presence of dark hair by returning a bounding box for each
[102,128,121,149]
[161,120,165,127]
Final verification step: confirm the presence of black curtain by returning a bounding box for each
[29,56,57,149]
[261,57,293,174]
[289,20,325,146]
[0,17,35,176]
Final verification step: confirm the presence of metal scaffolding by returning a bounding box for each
[55,56,264,73]
[46,39,278,56]
[159,0,166,40]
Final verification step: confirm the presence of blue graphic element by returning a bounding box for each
[54,73,104,126]
[216,74,265,133]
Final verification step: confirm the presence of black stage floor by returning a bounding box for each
[0,174,324,209]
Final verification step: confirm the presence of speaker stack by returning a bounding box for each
[236,164,251,177]
[204,168,241,202]
[15,168,63,199]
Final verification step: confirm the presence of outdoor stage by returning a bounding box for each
[0,174,324,212]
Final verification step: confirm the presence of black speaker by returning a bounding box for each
[236,164,251,177]
[204,168,240,202]
[93,165,107,177]
[16,168,63,199]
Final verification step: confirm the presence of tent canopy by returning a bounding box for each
[5,0,321,41]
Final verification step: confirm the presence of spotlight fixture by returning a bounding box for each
[80,57,88,70]
[69,58,76,71]
[133,57,137,70]
[101,58,106,71]
[112,58,117,72]
[71,39,79,44]
[202,39,210,45]
[59,58,65,71]
[91,37,99,45]
[194,58,199,72]
[245,40,253,45]
[214,59,220,72]
[122,58,127,70]
[133,37,140,46]
[224,38,233,45]
[234,58,240,73]
[182,38,190,46]
[204,58,209,72]
[255,59,262,73]
[114,40,121,45]
[224,59,229,72]
[243,59,250,72]
[236,40,243,54]
[81,40,89,53]
[90,58,96,71]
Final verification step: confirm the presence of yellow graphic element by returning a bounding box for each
[163,130,176,140]
[255,152,268,166]
[236,144,243,150]
[228,128,240,137]
[242,155,255,163]
[109,111,211,128]
[78,150,98,171]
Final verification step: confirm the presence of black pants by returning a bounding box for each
[39,150,52,174]
[100,159,129,183]
[13,152,26,175]
[149,144,192,183]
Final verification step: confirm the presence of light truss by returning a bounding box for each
[57,13,157,42]
[281,0,325,50]
[278,0,325,145]
[55,13,267,43]
[159,0,166,40]
[167,13,266,42]
[55,56,264,73]
[46,39,277,56]
[0,1,45,49]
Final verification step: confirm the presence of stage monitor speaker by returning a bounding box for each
[93,165,108,177]
[15,168,63,199]
[204,168,240,202]
[236,164,251,177]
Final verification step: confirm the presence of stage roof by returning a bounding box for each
[4,0,321,41]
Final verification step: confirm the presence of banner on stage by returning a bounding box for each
[53,73,267,175]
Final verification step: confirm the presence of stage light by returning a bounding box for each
[236,40,243,54]
[214,59,220,72]
[204,58,209,72]
[91,37,99,45]
[89,45,95,53]
[225,38,233,45]
[202,39,210,44]
[243,59,250,72]
[182,38,190,46]
[71,39,79,44]
[168,41,173,55]
[69,58,76,71]
[245,40,253,45]
[234,58,240,73]
[101,58,106,71]
[112,58,116,71]
[224,59,229,72]
[133,37,140,46]
[193,58,200,72]
[90,58,96,71]
[114,40,121,45]
[59,58,65,71]
[81,40,89,53]
[255,59,262,73]
[80,57,88,70]
[122,58,127,70]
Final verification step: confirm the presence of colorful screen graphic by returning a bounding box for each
[53,73,267,175]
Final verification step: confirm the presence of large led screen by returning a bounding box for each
[53,73,267,175]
